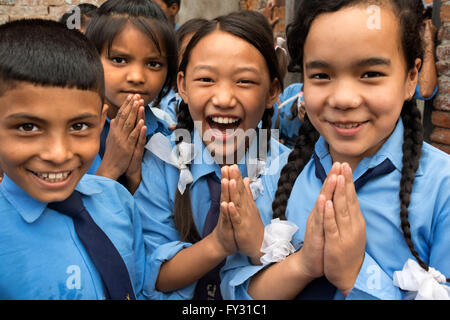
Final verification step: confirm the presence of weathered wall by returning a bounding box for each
[177,0,240,26]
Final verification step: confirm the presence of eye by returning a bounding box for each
[310,73,330,80]
[111,57,127,64]
[147,61,163,69]
[362,71,384,78]
[197,77,213,83]
[18,123,39,132]
[238,79,256,85]
[70,123,89,131]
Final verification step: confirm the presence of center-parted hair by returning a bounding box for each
[174,12,284,243]
[275,0,444,279]
[85,0,177,107]
[0,19,104,100]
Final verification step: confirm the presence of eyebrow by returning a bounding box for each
[305,57,391,70]
[192,65,260,74]
[4,113,99,122]
[108,48,164,60]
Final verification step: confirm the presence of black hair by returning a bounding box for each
[276,0,448,281]
[174,13,284,243]
[0,18,104,101]
[85,0,177,107]
[59,3,98,31]
[162,0,180,6]
[176,18,208,49]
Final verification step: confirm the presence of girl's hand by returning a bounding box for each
[97,94,144,180]
[209,175,238,258]
[297,162,340,279]
[224,165,265,265]
[323,163,366,296]
[124,118,147,194]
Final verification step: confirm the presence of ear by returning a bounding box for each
[266,78,281,109]
[404,58,421,100]
[177,71,188,103]
[100,104,109,131]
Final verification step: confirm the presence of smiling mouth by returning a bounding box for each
[29,170,72,183]
[330,121,368,129]
[207,116,241,133]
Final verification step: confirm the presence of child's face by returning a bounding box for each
[101,22,168,118]
[178,30,280,164]
[0,83,107,203]
[303,6,419,168]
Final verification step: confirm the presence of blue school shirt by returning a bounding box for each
[276,83,303,148]
[221,119,450,300]
[133,129,290,300]
[158,89,179,125]
[0,174,153,300]
[87,107,171,175]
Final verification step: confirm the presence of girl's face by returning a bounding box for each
[178,30,280,164]
[303,5,420,169]
[101,22,168,119]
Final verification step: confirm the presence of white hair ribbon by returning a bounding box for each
[260,218,299,266]
[247,158,266,200]
[145,133,198,195]
[393,259,450,300]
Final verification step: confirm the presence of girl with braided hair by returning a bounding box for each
[221,0,450,300]
[134,13,290,300]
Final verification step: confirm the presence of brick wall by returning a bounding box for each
[239,0,286,39]
[0,0,105,23]
[434,0,450,154]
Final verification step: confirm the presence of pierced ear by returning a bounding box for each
[266,78,281,109]
[177,71,188,103]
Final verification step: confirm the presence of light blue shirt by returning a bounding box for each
[275,83,303,148]
[221,119,450,300]
[134,129,290,299]
[157,89,179,125]
[0,174,153,300]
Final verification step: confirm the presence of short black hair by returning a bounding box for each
[85,0,177,107]
[0,19,104,101]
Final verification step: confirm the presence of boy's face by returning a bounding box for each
[0,83,107,202]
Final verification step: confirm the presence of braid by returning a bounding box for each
[261,107,274,152]
[398,99,433,274]
[272,114,319,220]
[173,100,201,243]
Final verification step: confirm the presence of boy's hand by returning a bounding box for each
[323,163,366,296]
[96,94,144,180]
[224,165,265,265]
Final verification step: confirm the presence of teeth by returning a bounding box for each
[334,123,360,129]
[211,116,239,125]
[33,171,70,182]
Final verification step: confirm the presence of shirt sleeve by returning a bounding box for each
[134,151,197,299]
[345,251,404,300]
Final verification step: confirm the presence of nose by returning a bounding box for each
[40,133,73,164]
[126,63,146,85]
[327,78,362,110]
[211,81,237,109]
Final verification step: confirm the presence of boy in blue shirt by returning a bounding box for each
[0,19,151,300]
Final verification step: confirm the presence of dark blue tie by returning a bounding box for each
[193,173,224,300]
[48,191,136,300]
[295,152,396,300]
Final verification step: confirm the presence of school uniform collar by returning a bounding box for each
[0,174,102,224]
[189,129,249,186]
[314,118,423,180]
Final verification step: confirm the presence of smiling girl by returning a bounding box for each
[221,0,450,300]
[134,13,290,300]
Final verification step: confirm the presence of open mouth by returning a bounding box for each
[207,116,242,134]
[329,120,369,136]
[29,170,72,183]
